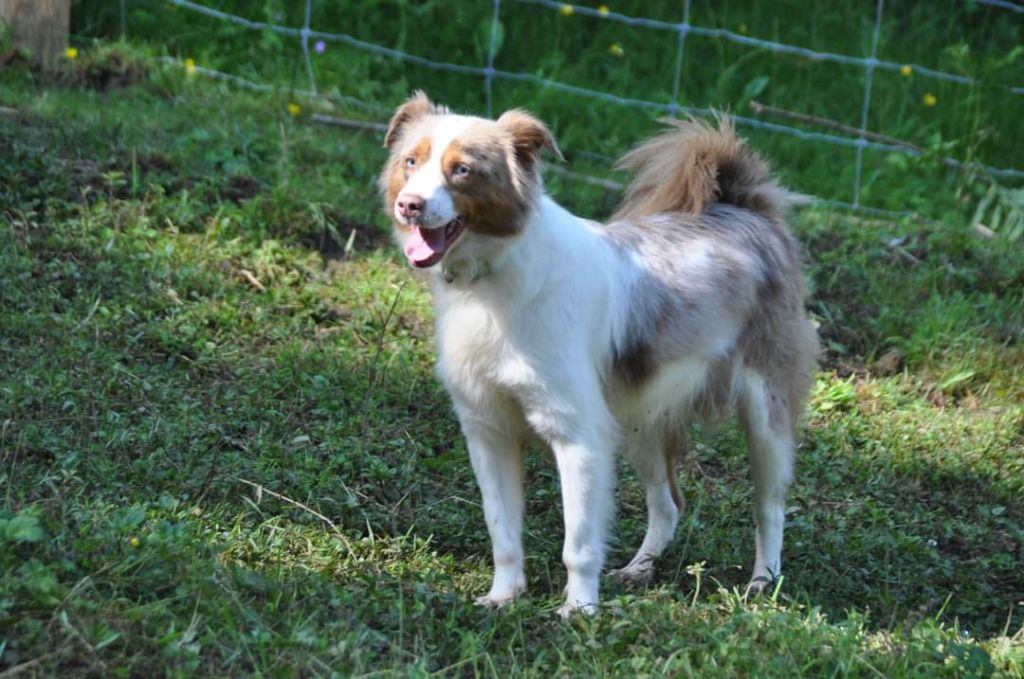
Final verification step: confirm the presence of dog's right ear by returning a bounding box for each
[497,109,565,167]
[384,91,435,148]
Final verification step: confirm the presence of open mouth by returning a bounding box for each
[403,216,465,268]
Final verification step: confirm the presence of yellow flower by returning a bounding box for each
[287,102,301,117]
[923,93,937,107]
[597,4,609,15]
[64,47,78,60]
[184,58,196,75]
[738,24,748,35]
[608,42,624,58]
[901,64,912,77]
[129,536,141,548]
[560,4,574,16]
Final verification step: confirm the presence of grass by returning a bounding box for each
[1,25,1023,679]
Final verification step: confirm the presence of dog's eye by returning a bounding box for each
[405,157,417,169]
[453,164,471,177]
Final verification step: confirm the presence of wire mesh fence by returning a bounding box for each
[115,0,1023,220]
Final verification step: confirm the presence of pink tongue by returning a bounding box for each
[403,225,447,267]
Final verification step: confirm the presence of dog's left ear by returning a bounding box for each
[384,91,436,148]
[498,109,565,167]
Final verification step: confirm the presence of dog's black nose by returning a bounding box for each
[397,193,425,219]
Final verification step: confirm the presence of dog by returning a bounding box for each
[379,92,818,617]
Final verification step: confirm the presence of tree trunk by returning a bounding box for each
[0,0,71,66]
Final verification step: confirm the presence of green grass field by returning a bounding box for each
[1,3,1023,675]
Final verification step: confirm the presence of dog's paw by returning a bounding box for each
[473,591,521,609]
[745,575,779,597]
[608,564,654,585]
[556,601,599,619]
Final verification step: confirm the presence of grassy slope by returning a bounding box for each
[1,56,1023,676]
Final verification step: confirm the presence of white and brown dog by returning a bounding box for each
[379,92,818,617]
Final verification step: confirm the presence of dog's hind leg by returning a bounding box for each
[462,418,527,607]
[610,428,683,583]
[738,370,795,594]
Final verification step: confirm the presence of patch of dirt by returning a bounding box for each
[0,49,25,67]
[56,51,150,92]
[221,175,262,204]
[871,348,904,376]
[307,216,391,264]
[138,153,174,173]
[395,312,427,338]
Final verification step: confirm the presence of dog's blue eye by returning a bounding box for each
[405,157,416,169]
[453,164,470,176]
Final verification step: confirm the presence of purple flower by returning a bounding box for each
[314,40,326,54]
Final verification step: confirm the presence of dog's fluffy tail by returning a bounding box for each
[612,115,802,221]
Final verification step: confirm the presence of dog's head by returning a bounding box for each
[380,92,562,271]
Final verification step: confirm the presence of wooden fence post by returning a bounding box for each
[0,0,71,66]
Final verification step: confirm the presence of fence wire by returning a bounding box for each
[974,0,1023,13]
[151,0,1023,219]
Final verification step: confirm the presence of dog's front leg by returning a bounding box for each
[463,420,526,607]
[550,433,615,617]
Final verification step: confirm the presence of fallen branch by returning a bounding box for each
[311,113,388,132]
[971,223,995,239]
[236,477,339,532]
[749,101,925,154]
[885,236,926,266]
[0,651,64,678]
[238,268,265,292]
[235,477,360,561]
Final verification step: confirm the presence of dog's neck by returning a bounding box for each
[432,194,619,311]
[439,255,494,286]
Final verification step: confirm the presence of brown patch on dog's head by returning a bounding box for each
[432,110,560,238]
[497,109,563,171]
[436,129,535,238]
[380,92,455,235]
[382,136,433,233]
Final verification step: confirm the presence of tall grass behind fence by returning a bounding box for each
[72,0,1023,222]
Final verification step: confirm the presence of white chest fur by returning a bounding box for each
[435,294,545,400]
